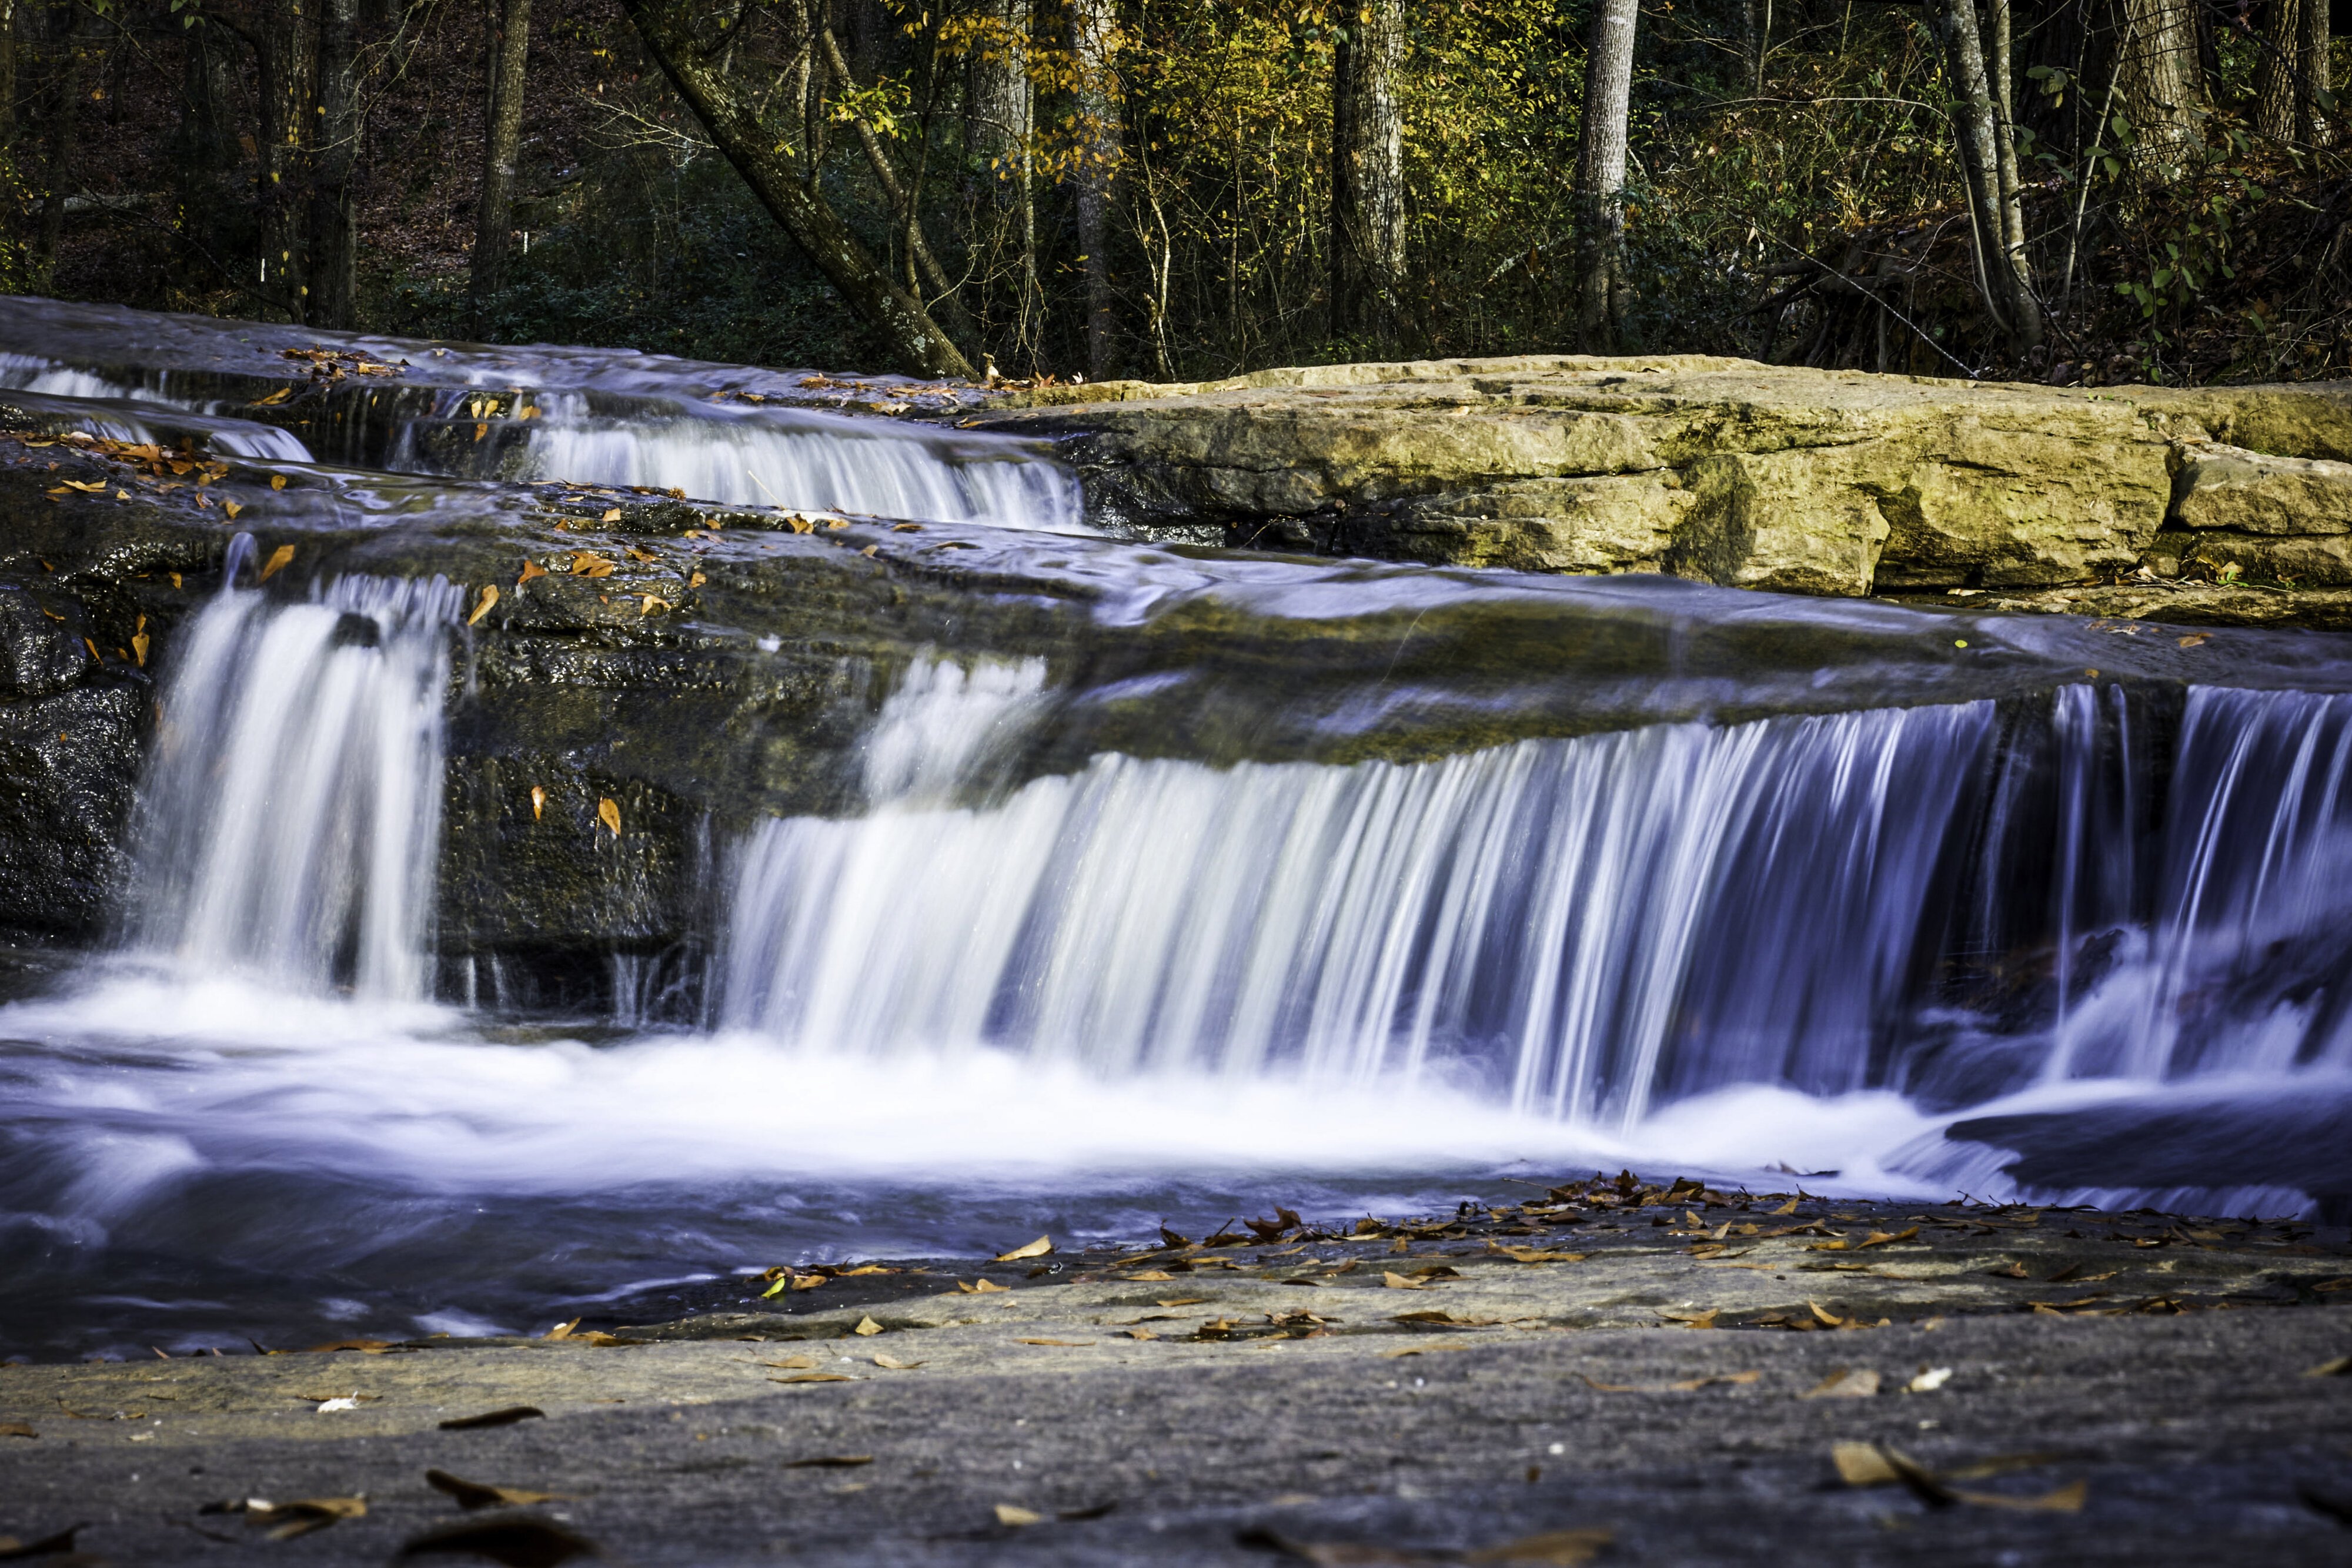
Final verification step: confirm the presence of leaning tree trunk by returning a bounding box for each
[1569,0,1638,352]
[1070,0,1123,380]
[2116,0,2204,169]
[1330,0,1406,351]
[616,0,971,378]
[1931,0,2042,352]
[467,0,530,336]
[308,0,362,329]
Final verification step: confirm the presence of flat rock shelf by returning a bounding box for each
[5,1186,2350,1566]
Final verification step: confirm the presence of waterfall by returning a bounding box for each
[131,564,457,1000]
[721,657,1992,1123]
[416,390,1088,532]
[0,353,315,462]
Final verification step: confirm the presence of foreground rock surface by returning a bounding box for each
[978,358,2352,624]
[5,1188,2349,1565]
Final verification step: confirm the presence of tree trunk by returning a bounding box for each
[615,0,973,379]
[1570,0,1638,352]
[0,0,18,148]
[308,0,362,329]
[1986,0,2039,349]
[256,0,315,322]
[2256,0,2301,139]
[2116,0,2204,167]
[1070,0,1122,380]
[1931,0,2041,351]
[467,0,529,335]
[2299,0,2330,144]
[965,0,1035,366]
[1329,0,1406,350]
[31,0,90,293]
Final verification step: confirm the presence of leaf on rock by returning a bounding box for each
[469,585,499,626]
[395,1514,599,1567]
[1382,1272,1433,1290]
[438,1406,546,1430]
[0,1425,34,1439]
[223,499,244,519]
[259,544,296,582]
[770,1374,856,1384]
[518,560,547,586]
[1855,1226,1919,1249]
[600,509,621,523]
[2305,1355,2352,1378]
[956,1279,1011,1294]
[1016,1338,1094,1347]
[0,1526,83,1559]
[252,1497,368,1541]
[530,787,547,823]
[783,1455,874,1468]
[1907,1367,1952,1392]
[995,1505,1044,1527]
[596,797,621,837]
[759,1356,818,1370]
[995,1236,1054,1262]
[1801,1368,1881,1399]
[271,474,288,490]
[1659,1308,1720,1329]
[853,1317,886,1337]
[425,1470,572,1511]
[252,387,293,406]
[872,1353,924,1369]
[1463,1526,1615,1565]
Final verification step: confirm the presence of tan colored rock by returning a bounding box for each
[2171,442,2352,536]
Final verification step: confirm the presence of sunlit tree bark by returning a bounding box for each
[1571,0,1636,350]
[1070,0,1123,379]
[1330,0,1405,350]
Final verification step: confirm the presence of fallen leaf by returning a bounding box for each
[853,1316,886,1337]
[759,1356,818,1370]
[1123,1270,1177,1282]
[1489,1245,1589,1263]
[639,594,671,615]
[271,474,288,490]
[395,1514,599,1566]
[995,1505,1044,1527]
[1856,1226,1920,1249]
[1907,1366,1953,1392]
[0,1526,83,1557]
[783,1455,873,1468]
[1017,1338,1094,1347]
[1379,1342,1470,1358]
[1383,1272,1434,1290]
[1659,1308,1720,1329]
[1801,1367,1881,1399]
[1060,1502,1118,1521]
[425,1469,573,1511]
[2305,1355,2352,1378]
[252,1497,367,1541]
[995,1236,1054,1262]
[531,787,546,821]
[469,585,499,626]
[1770,1197,1801,1215]
[131,632,149,666]
[1984,1261,2030,1278]
[872,1353,924,1369]
[438,1406,546,1430]
[1156,1298,1210,1307]
[1124,1328,1158,1340]
[770,1374,856,1384]
[596,797,621,837]
[2178,633,2210,648]
[688,571,706,587]
[223,499,243,519]
[956,1279,1011,1294]
[600,509,622,523]
[519,559,547,586]
[1464,1526,1614,1565]
[259,543,296,582]
[252,387,293,406]
[0,1424,34,1439]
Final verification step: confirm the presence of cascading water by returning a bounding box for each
[129,554,456,1000]
[723,662,1989,1125]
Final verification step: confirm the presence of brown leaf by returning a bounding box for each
[995,1235,1054,1262]
[1382,1272,1433,1290]
[252,1496,367,1541]
[2178,633,2210,648]
[223,499,244,519]
[1016,1338,1094,1347]
[872,1353,924,1369]
[394,1514,599,1567]
[437,1405,546,1430]
[956,1279,1011,1294]
[0,1424,34,1439]
[1801,1367,1880,1399]
[596,797,621,837]
[518,559,547,586]
[759,1355,817,1370]
[1769,1196,1800,1215]
[131,631,149,666]
[1855,1226,1919,1249]
[1122,1270,1176,1282]
[252,387,293,406]
[770,1373,856,1384]
[425,1469,572,1511]
[783,1455,873,1468]
[1464,1526,1615,1565]
[530,787,546,822]
[600,509,621,523]
[475,423,490,442]
[1659,1308,1720,1329]
[853,1316,885,1337]
[468,585,499,626]
[259,543,296,582]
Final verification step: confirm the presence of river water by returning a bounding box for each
[4,302,2350,1359]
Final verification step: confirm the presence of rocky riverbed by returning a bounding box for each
[5,1181,2349,1566]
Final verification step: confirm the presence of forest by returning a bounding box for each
[0,0,2344,389]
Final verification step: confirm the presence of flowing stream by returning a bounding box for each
[4,304,2351,1357]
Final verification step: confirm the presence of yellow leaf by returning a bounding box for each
[1015,1338,1093,1347]
[131,633,149,667]
[639,595,671,616]
[259,544,296,582]
[994,1506,1043,1528]
[467,584,499,626]
[530,785,545,821]
[872,1353,924,1369]
[688,571,706,587]
[61,479,104,493]
[224,499,243,519]
[270,474,288,490]
[474,423,489,442]
[601,508,622,523]
[542,1318,581,1340]
[596,797,621,837]
[994,1236,1054,1262]
[956,1279,1011,1293]
[853,1316,885,1337]
[252,387,293,406]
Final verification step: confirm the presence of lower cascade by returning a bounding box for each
[129,559,456,1001]
[723,660,2352,1131]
